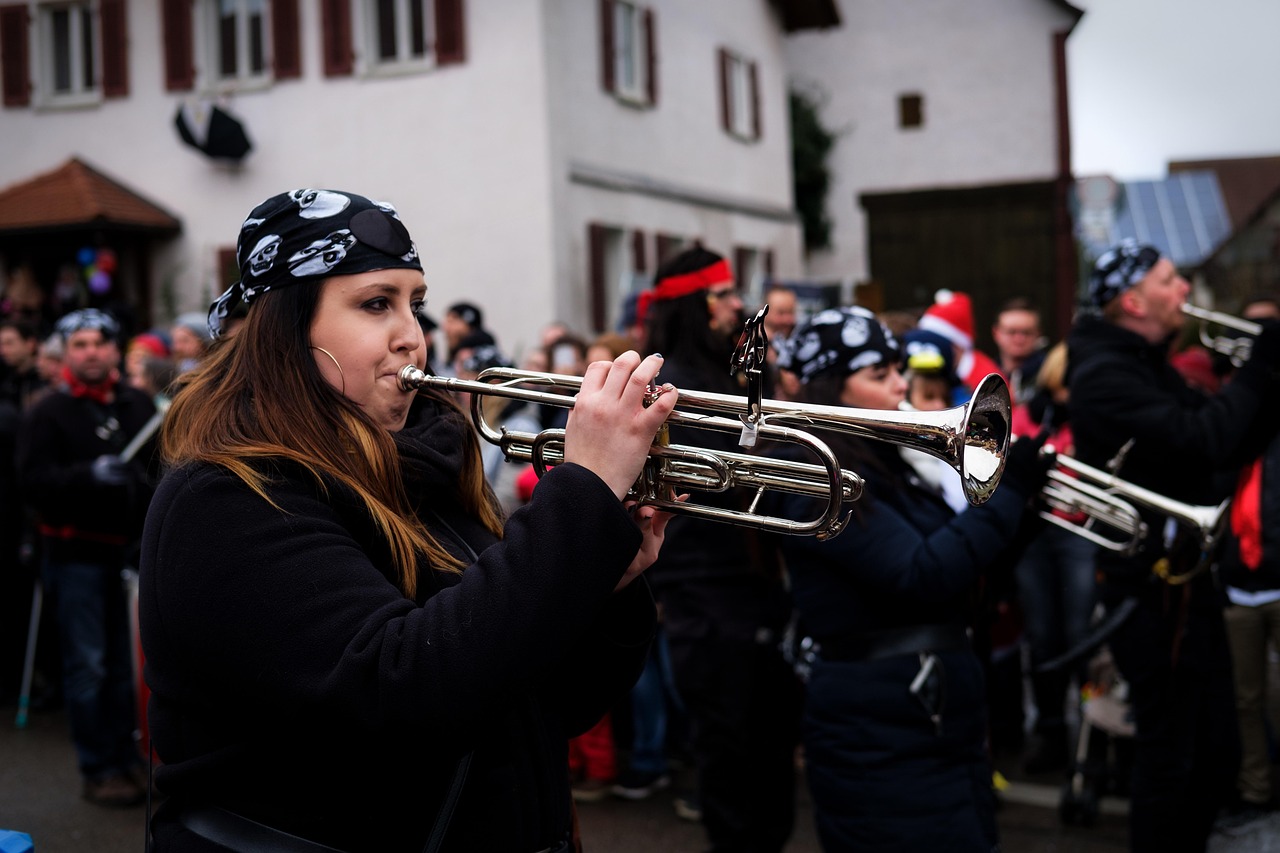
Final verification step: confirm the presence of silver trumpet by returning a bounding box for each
[1039,450,1230,584]
[1182,303,1262,368]
[398,365,1011,540]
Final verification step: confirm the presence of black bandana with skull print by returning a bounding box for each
[208,189,423,338]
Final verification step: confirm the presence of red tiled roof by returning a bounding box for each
[0,157,181,234]
[1168,155,1280,230]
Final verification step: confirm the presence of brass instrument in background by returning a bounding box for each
[397,366,1011,540]
[1038,449,1230,584]
[1182,303,1262,368]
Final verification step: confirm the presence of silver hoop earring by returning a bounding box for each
[310,346,345,396]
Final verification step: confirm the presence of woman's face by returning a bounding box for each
[309,268,427,432]
[839,362,908,411]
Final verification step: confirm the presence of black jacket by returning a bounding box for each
[765,442,1029,851]
[1220,430,1280,594]
[16,382,157,562]
[1066,315,1275,584]
[140,395,655,852]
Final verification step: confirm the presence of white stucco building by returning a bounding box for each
[0,0,836,357]
[784,0,1082,339]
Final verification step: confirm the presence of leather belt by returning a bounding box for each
[817,622,971,662]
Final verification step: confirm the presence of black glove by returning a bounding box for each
[1234,319,1280,390]
[1001,435,1052,499]
[1251,319,1280,369]
[91,454,130,486]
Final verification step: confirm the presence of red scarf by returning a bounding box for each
[1231,458,1264,570]
[61,365,120,405]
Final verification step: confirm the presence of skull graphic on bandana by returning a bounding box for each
[289,230,356,277]
[290,189,350,220]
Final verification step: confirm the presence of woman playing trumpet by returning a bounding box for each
[767,307,1050,852]
[138,189,677,852]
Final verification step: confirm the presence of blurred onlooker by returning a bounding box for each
[992,298,1047,403]
[900,327,963,411]
[0,319,49,411]
[899,327,967,512]
[171,312,213,373]
[918,290,1002,398]
[760,284,798,347]
[539,334,588,431]
[442,302,493,368]
[1220,293,1280,826]
[35,335,65,385]
[586,332,634,365]
[454,344,540,516]
[131,356,181,406]
[1010,341,1096,775]
[124,333,171,395]
[17,309,158,808]
[0,318,48,707]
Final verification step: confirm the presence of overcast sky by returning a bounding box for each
[1066,0,1280,179]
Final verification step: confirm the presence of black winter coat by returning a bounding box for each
[17,382,157,563]
[140,395,656,853]
[1066,316,1275,584]
[767,442,1031,851]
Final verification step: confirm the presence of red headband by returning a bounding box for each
[651,259,733,302]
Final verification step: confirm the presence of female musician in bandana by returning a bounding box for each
[138,190,677,852]
[769,307,1049,853]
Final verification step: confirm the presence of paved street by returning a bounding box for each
[3,699,1278,852]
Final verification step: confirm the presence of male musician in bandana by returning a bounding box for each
[16,309,158,808]
[1066,240,1280,852]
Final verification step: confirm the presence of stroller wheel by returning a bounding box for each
[1059,782,1100,827]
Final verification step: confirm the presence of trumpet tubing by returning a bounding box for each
[1039,450,1230,580]
[1182,303,1261,367]
[398,364,1012,537]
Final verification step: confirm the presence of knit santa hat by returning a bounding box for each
[918,289,974,351]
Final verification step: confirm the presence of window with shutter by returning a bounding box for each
[321,0,352,76]
[36,0,99,105]
[162,0,195,91]
[604,0,652,107]
[272,0,300,79]
[200,0,269,85]
[358,0,461,75]
[100,0,127,97]
[0,3,31,107]
[719,48,760,141]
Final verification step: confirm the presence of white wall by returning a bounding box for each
[0,0,560,357]
[541,0,804,337]
[785,0,1079,284]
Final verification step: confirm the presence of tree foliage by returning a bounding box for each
[790,88,836,253]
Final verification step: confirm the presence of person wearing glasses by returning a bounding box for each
[991,298,1046,405]
[138,189,677,852]
[1066,240,1280,852]
[641,247,804,852]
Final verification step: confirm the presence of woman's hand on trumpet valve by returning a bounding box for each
[564,351,678,501]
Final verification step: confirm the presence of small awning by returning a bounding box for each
[0,157,181,236]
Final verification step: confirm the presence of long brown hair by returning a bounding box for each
[161,284,503,598]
